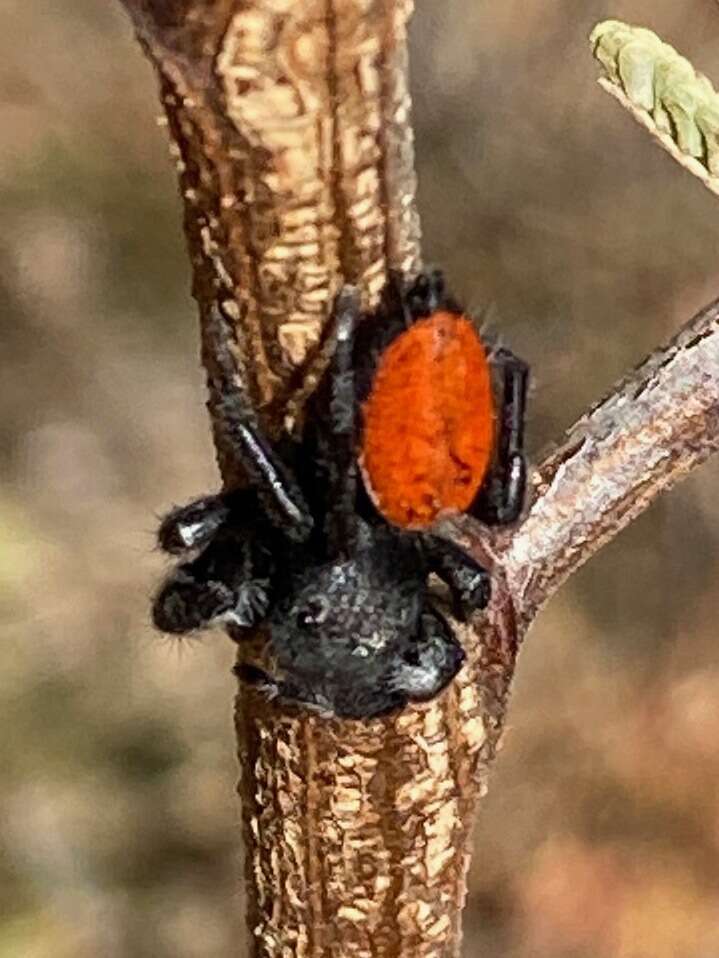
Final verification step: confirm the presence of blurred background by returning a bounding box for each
[1,1,718,955]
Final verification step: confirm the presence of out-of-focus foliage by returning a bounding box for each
[592,20,719,177]
[1,2,718,956]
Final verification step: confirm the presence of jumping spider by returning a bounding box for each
[152,273,528,719]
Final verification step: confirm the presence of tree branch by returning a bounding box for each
[120,3,719,957]
[445,297,719,631]
[122,0,420,439]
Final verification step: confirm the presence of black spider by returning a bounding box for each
[152,273,528,719]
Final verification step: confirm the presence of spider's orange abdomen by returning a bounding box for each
[361,311,494,529]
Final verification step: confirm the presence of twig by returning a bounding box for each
[445,297,719,630]
[119,4,719,957]
[511,298,719,621]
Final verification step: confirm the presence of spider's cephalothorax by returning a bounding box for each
[152,273,529,719]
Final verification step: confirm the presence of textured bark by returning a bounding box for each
[123,0,420,445]
[442,296,719,629]
[503,298,719,626]
[119,3,719,958]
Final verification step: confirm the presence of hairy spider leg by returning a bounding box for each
[402,268,464,321]
[234,663,406,719]
[153,524,272,634]
[151,304,317,637]
[388,609,466,702]
[206,305,313,543]
[233,664,321,710]
[471,347,529,525]
[421,534,492,621]
[307,287,363,557]
[404,269,446,319]
[157,494,233,556]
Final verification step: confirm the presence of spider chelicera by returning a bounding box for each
[152,273,528,719]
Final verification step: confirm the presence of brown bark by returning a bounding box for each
[119,3,719,957]
[236,295,719,958]
[502,298,719,626]
[122,0,419,437]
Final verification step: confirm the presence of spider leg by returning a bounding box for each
[421,534,491,621]
[307,287,362,556]
[389,608,466,702]
[234,664,334,715]
[206,306,313,542]
[403,269,463,320]
[158,495,229,556]
[157,488,252,556]
[152,532,271,635]
[236,663,409,719]
[404,269,445,318]
[471,346,529,526]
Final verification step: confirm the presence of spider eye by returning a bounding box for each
[403,646,421,666]
[296,597,329,630]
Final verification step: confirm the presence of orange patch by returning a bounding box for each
[361,311,494,528]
